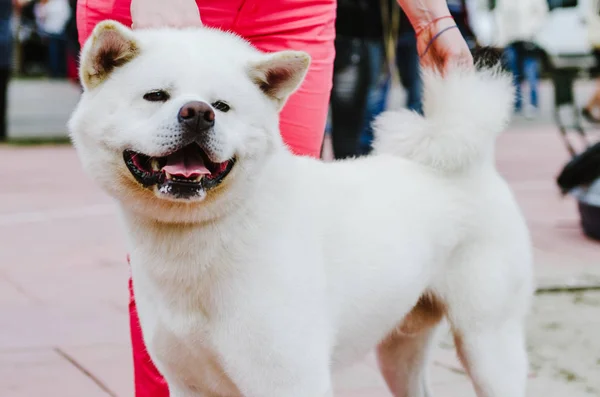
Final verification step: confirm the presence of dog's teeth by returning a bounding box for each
[165,171,173,180]
[194,175,203,182]
[151,158,160,171]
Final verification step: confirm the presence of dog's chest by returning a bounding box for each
[132,245,243,395]
[152,319,241,396]
[133,282,243,396]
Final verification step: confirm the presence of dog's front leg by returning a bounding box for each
[165,381,202,397]
[213,297,334,397]
[168,386,196,397]
[217,339,334,397]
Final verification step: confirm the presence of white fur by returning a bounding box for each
[69,22,534,397]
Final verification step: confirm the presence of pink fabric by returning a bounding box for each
[80,2,335,396]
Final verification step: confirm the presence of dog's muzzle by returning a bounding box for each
[123,101,235,200]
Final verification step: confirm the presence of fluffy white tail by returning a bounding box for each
[372,65,514,174]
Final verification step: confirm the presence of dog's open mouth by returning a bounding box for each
[123,143,234,199]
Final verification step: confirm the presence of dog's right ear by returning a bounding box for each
[79,20,139,90]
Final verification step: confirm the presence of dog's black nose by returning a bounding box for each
[177,101,215,132]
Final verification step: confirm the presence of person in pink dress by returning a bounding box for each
[76,0,473,394]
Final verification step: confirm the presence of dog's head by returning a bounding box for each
[68,21,310,222]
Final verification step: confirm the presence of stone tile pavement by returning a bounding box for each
[1,78,599,396]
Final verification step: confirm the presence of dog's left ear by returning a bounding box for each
[80,20,140,90]
[248,50,311,109]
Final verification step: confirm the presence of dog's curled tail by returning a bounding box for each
[372,65,514,174]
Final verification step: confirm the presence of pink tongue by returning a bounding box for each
[162,147,211,178]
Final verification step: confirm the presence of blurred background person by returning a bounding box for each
[496,0,548,118]
[448,0,477,48]
[358,54,392,155]
[582,80,600,123]
[357,0,396,155]
[33,0,70,78]
[0,0,12,141]
[580,0,600,123]
[14,0,47,76]
[65,0,78,85]
[329,0,387,159]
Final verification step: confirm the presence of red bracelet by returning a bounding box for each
[415,15,454,38]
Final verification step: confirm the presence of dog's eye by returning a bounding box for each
[143,90,170,102]
[212,100,230,113]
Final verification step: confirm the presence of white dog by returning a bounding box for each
[69,20,533,397]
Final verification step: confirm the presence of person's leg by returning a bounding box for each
[583,77,600,122]
[328,36,372,159]
[523,54,539,109]
[359,40,388,155]
[66,34,81,85]
[396,33,423,114]
[522,53,539,118]
[587,79,600,109]
[47,35,59,78]
[57,35,68,78]
[242,0,336,158]
[503,44,522,112]
[128,275,170,396]
[48,35,67,78]
[583,50,600,120]
[0,68,9,141]
[66,50,78,84]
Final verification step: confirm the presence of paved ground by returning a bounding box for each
[7,79,82,139]
[1,78,599,396]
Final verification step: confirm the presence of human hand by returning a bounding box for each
[416,17,473,74]
[131,0,203,29]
